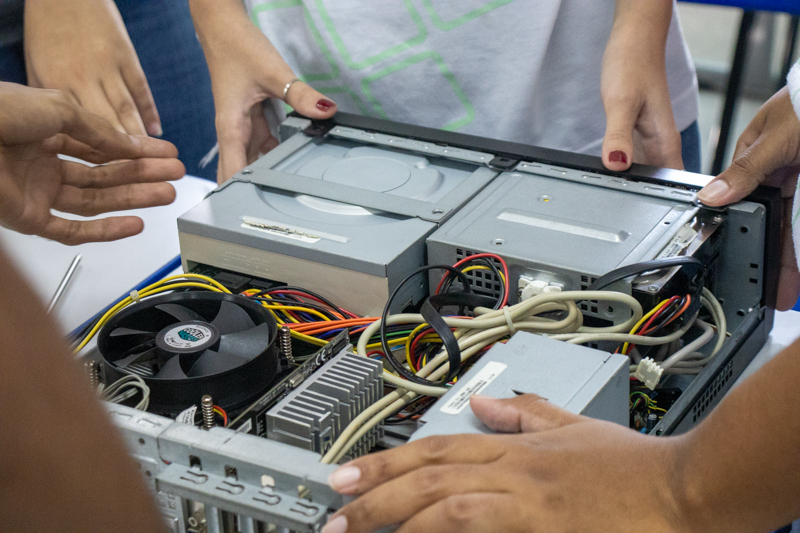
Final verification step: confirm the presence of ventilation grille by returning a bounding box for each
[455,249,503,300]
[579,275,600,315]
[692,360,734,423]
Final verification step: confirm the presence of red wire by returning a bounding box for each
[639,296,681,335]
[434,253,510,307]
[267,289,359,318]
[663,294,692,327]
[213,405,229,427]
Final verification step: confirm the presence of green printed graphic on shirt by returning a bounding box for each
[315,0,428,70]
[251,0,341,82]
[421,0,515,31]
[361,51,474,131]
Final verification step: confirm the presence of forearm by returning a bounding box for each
[611,0,673,58]
[0,248,165,532]
[188,0,293,95]
[673,339,800,532]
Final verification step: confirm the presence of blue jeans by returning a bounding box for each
[0,0,217,181]
[680,121,702,174]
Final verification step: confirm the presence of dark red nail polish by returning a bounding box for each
[609,151,628,164]
[317,99,335,111]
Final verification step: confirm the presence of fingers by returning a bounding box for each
[53,182,176,217]
[38,215,146,245]
[697,137,788,206]
[120,62,161,137]
[284,81,337,119]
[328,434,508,496]
[470,394,584,434]
[246,103,277,164]
[56,98,177,161]
[102,77,148,136]
[61,158,185,188]
[394,493,529,533]
[602,94,639,171]
[216,105,252,184]
[327,466,516,533]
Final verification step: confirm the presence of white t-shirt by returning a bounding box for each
[247,0,699,157]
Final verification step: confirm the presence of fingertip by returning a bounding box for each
[604,150,632,172]
[148,122,163,138]
[696,179,731,206]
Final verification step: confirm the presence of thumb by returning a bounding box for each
[470,394,583,434]
[698,136,789,206]
[284,81,337,119]
[602,99,638,171]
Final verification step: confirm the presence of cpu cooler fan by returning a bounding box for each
[98,292,280,416]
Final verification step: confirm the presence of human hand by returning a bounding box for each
[697,87,800,311]
[322,394,689,533]
[190,0,337,183]
[601,3,684,172]
[24,0,161,137]
[0,83,184,245]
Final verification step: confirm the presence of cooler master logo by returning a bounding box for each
[178,328,205,342]
[162,324,214,349]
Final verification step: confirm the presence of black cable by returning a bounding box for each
[264,286,351,319]
[381,265,472,387]
[439,258,506,310]
[587,257,705,292]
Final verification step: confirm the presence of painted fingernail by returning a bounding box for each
[149,123,163,137]
[322,515,348,533]
[317,99,335,111]
[328,466,360,493]
[697,180,730,204]
[609,151,628,164]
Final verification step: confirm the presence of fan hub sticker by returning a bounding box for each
[162,324,215,349]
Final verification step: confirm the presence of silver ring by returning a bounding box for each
[282,78,301,100]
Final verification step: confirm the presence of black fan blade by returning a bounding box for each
[154,355,188,379]
[187,349,249,377]
[217,323,272,361]
[109,327,157,338]
[114,347,157,369]
[211,301,256,335]
[155,303,204,323]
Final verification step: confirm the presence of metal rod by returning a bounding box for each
[47,254,82,315]
[712,11,756,176]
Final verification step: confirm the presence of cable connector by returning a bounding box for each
[634,357,663,390]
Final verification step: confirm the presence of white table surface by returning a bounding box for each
[0,175,216,335]
[1,173,799,385]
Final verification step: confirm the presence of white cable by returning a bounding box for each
[661,320,714,369]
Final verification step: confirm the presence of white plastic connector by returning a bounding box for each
[520,280,548,301]
[634,357,663,390]
[542,285,562,293]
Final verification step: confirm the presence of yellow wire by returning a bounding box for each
[74,281,228,352]
[259,293,300,324]
[405,323,430,372]
[460,265,507,284]
[258,305,331,322]
[622,299,670,355]
[290,329,328,346]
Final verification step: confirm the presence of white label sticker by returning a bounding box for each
[176,405,197,425]
[440,361,507,415]
[242,222,321,243]
[236,418,253,434]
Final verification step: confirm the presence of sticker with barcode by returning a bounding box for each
[440,361,507,415]
[176,405,197,425]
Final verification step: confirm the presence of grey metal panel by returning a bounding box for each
[179,181,434,278]
[428,172,691,277]
[410,332,629,442]
[156,464,328,533]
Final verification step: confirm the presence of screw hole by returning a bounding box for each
[432,209,444,215]
[736,309,746,317]
[138,438,145,446]
[492,238,505,246]
[145,470,152,478]
[740,226,749,233]
[664,221,671,225]
[606,306,614,313]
